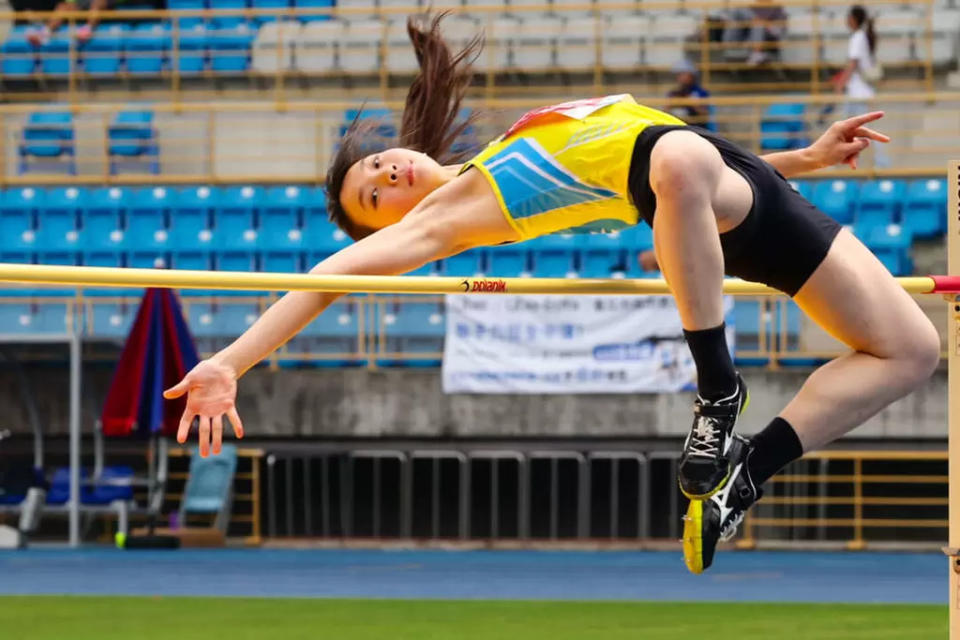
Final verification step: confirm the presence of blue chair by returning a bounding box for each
[382,301,445,367]
[84,187,128,252]
[857,179,906,228]
[89,299,137,336]
[128,251,168,270]
[35,250,77,300]
[442,249,485,277]
[580,232,626,278]
[530,234,578,278]
[19,112,76,175]
[902,178,946,239]
[293,0,333,21]
[210,0,248,28]
[125,23,170,74]
[171,186,218,251]
[0,187,41,252]
[36,187,84,252]
[1,27,36,76]
[260,185,305,251]
[618,223,654,252]
[261,251,301,273]
[216,186,260,250]
[175,25,209,73]
[108,110,159,174]
[209,24,254,72]
[340,107,397,139]
[185,300,218,338]
[760,102,807,151]
[862,223,913,276]
[486,244,529,277]
[40,31,73,76]
[252,0,290,24]
[214,252,257,297]
[126,186,172,251]
[305,218,350,261]
[0,300,37,334]
[216,302,259,335]
[812,179,858,224]
[81,251,124,298]
[179,444,238,533]
[293,299,362,365]
[82,24,126,75]
[168,0,206,29]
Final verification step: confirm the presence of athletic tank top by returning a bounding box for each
[460,94,685,241]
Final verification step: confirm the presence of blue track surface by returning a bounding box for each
[0,549,944,604]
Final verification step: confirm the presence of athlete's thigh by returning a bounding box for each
[792,228,932,357]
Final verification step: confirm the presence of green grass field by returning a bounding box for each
[0,597,945,639]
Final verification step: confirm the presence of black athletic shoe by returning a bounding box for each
[682,435,761,575]
[678,374,749,499]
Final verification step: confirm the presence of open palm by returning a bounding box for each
[163,359,244,457]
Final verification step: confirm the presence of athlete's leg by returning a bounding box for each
[649,130,755,498]
[778,229,940,451]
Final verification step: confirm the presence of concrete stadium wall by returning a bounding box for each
[0,363,946,441]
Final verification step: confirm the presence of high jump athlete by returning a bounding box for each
[164,14,940,574]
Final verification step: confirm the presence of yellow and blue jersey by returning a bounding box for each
[460,94,685,241]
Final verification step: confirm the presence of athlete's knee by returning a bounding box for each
[894,315,941,383]
[649,131,721,202]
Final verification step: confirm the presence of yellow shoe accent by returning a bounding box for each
[741,388,750,415]
[678,466,730,500]
[683,499,704,575]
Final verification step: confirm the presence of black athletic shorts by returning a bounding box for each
[627,125,843,297]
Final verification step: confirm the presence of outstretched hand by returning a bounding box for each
[163,359,244,458]
[808,111,890,171]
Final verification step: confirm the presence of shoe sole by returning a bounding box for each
[682,499,705,575]
[678,388,751,501]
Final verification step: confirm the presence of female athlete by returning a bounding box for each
[164,14,940,574]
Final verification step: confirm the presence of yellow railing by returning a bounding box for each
[1,90,959,183]
[0,0,950,103]
[0,292,945,368]
[739,450,948,549]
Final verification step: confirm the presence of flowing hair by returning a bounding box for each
[849,5,877,55]
[325,13,483,241]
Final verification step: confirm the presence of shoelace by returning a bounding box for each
[687,416,722,459]
[719,512,745,542]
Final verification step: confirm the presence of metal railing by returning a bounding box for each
[0,0,952,103]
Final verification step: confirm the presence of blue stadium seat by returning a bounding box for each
[36,187,84,252]
[293,0,333,22]
[170,251,212,272]
[82,24,126,75]
[128,251,168,270]
[861,223,913,276]
[856,179,906,228]
[760,103,807,150]
[19,112,76,175]
[126,186,172,251]
[210,0,248,28]
[618,223,653,252]
[580,232,626,278]
[176,25,209,73]
[185,301,217,338]
[80,251,123,298]
[811,179,858,224]
[168,0,206,28]
[89,299,137,337]
[36,251,78,299]
[0,187,41,252]
[304,213,350,262]
[261,251,301,273]
[486,244,529,277]
[209,24,254,72]
[40,31,73,76]
[260,186,305,251]
[109,110,159,174]
[84,187,127,251]
[0,301,37,334]
[216,186,260,250]
[442,249,485,277]
[733,299,762,336]
[252,0,290,24]
[1,27,36,76]
[340,107,397,139]
[530,234,578,278]
[125,23,170,74]
[171,186,217,251]
[290,299,362,365]
[382,301,445,367]
[214,251,257,295]
[903,178,946,239]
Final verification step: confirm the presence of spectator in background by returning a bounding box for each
[26,0,113,46]
[723,0,788,66]
[637,250,659,274]
[666,59,714,130]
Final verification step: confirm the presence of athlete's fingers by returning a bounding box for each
[841,138,870,157]
[227,407,245,440]
[198,416,211,458]
[851,126,890,143]
[177,412,194,444]
[163,376,190,399]
[212,414,223,456]
[838,110,884,132]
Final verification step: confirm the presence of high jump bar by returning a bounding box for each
[0,262,957,296]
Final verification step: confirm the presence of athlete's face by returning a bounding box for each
[340,148,448,232]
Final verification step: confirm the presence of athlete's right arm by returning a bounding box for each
[163,169,515,456]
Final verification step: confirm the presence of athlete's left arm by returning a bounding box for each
[760,111,890,177]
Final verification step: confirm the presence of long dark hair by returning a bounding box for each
[325,13,483,241]
[849,5,876,55]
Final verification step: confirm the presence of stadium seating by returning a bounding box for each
[108,110,160,175]
[83,24,127,75]
[19,112,76,176]
[1,26,36,76]
[903,179,947,238]
[125,23,171,75]
[168,0,206,29]
[208,24,255,72]
[856,179,906,228]
[811,179,858,224]
[760,103,807,151]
